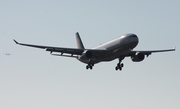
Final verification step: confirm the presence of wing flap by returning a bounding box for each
[46,47,84,55]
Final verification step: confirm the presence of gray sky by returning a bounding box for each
[0,0,180,109]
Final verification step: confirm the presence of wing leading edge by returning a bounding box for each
[13,39,106,58]
[13,39,84,58]
[128,47,176,57]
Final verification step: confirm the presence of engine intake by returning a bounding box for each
[131,52,145,62]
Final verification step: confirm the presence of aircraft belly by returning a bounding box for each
[78,58,100,64]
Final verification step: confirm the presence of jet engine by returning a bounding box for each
[131,52,145,62]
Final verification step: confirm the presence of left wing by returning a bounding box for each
[127,47,176,57]
[13,39,84,58]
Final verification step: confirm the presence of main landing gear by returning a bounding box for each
[86,63,94,70]
[115,57,124,71]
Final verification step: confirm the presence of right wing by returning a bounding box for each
[123,47,176,57]
[13,39,84,58]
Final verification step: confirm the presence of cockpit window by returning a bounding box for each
[130,35,137,38]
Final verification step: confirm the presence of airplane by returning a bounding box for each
[13,32,175,71]
[4,53,11,56]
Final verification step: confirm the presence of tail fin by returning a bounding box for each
[76,32,85,49]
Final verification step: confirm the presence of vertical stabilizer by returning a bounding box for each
[76,32,85,49]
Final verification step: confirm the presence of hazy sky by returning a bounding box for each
[0,0,180,109]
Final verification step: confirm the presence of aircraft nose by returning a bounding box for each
[134,34,138,42]
[131,34,138,39]
[128,34,139,44]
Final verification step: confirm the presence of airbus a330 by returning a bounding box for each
[14,32,175,71]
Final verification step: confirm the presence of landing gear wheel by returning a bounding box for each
[121,63,124,67]
[115,66,123,71]
[119,67,122,71]
[86,62,94,70]
[115,66,118,70]
[90,66,93,70]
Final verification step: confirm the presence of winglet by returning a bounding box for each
[174,46,176,51]
[13,39,19,44]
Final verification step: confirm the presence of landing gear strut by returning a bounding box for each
[115,57,124,71]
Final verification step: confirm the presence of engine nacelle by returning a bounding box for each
[83,50,93,59]
[131,52,145,62]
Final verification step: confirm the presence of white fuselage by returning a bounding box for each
[78,34,139,64]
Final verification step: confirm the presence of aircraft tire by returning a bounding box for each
[90,66,93,70]
[121,63,124,67]
[115,66,118,70]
